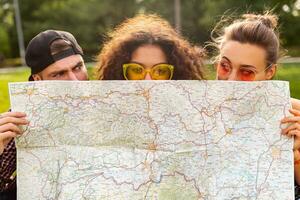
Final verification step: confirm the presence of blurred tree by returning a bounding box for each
[278,0,300,55]
[19,0,138,61]
[0,0,14,58]
[1,0,299,60]
[195,0,300,55]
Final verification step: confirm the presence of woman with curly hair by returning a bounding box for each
[95,14,205,80]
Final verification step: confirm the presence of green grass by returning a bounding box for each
[275,64,300,98]
[0,63,299,113]
[0,70,31,113]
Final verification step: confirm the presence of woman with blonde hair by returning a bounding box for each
[210,11,300,198]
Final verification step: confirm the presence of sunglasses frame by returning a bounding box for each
[122,63,174,80]
[216,61,274,81]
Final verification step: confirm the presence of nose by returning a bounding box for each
[144,72,152,80]
[66,72,78,80]
[227,70,239,81]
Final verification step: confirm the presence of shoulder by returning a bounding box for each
[292,98,300,110]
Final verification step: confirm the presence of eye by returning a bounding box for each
[52,72,64,78]
[157,68,167,75]
[132,67,143,74]
[73,64,82,71]
[239,68,256,81]
[240,69,255,76]
[220,62,230,72]
[217,61,231,76]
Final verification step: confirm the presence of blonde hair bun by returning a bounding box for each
[242,13,278,29]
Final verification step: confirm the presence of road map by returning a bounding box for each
[9,81,293,200]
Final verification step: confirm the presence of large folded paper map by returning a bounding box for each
[9,81,293,200]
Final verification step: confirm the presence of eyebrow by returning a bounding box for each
[49,61,83,76]
[221,56,256,70]
[73,61,83,68]
[49,69,67,77]
[221,56,232,64]
[128,61,169,67]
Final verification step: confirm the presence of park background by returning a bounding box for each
[0,0,299,113]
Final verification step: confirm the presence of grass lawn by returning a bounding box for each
[0,63,299,113]
[275,63,300,99]
[0,70,31,113]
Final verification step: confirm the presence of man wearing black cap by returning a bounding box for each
[0,30,88,199]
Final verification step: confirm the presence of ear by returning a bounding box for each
[32,74,42,81]
[265,64,277,80]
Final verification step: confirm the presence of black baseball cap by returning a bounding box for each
[25,30,83,81]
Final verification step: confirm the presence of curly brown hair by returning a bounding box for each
[95,14,205,80]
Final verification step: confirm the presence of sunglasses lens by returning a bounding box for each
[151,64,173,80]
[125,64,145,80]
[123,63,174,80]
[217,64,256,81]
[238,69,256,81]
[217,65,230,78]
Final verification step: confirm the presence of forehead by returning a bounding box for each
[131,44,167,66]
[220,41,267,67]
[42,55,83,73]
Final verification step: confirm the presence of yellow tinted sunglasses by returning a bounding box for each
[123,63,174,80]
